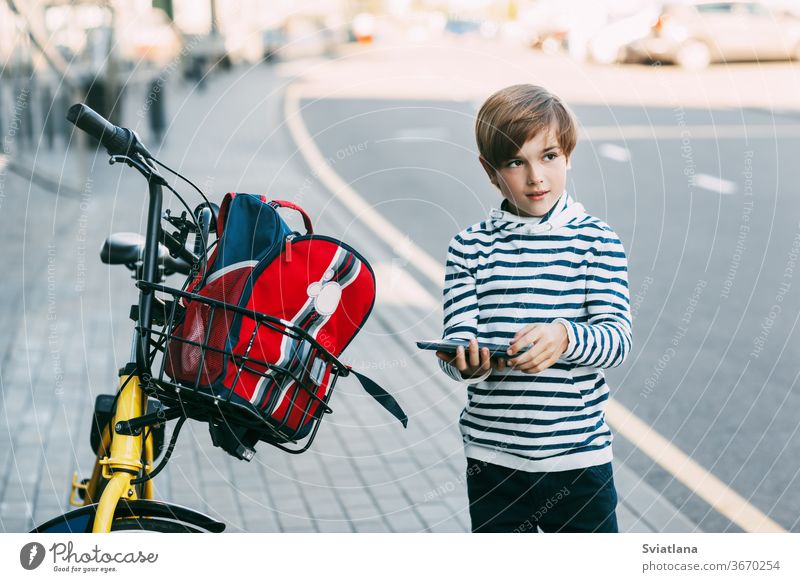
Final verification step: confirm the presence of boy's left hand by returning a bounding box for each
[506,322,569,374]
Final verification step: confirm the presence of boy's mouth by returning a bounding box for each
[526,190,549,201]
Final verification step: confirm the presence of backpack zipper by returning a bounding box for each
[285,234,374,274]
[284,234,296,262]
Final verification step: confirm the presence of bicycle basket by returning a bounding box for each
[137,281,350,456]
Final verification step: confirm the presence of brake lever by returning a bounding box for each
[109,154,168,186]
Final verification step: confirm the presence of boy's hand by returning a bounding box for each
[436,339,505,380]
[507,322,569,374]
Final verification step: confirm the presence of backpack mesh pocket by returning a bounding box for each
[165,269,250,386]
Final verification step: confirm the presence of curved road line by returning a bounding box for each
[284,83,785,533]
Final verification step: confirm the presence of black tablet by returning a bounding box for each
[417,339,525,359]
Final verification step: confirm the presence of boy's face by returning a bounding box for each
[480,127,569,218]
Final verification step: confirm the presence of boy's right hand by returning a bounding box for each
[435,338,506,380]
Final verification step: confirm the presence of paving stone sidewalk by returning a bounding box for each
[0,62,699,533]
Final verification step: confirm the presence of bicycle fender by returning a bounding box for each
[30,500,225,533]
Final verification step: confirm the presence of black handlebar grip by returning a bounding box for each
[66,103,137,156]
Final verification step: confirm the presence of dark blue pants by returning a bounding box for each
[466,458,619,533]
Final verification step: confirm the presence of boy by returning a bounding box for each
[436,84,632,533]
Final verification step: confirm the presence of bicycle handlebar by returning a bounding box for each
[68,103,207,277]
[67,103,153,159]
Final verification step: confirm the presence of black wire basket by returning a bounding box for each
[135,281,350,456]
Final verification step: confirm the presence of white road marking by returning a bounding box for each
[377,127,449,142]
[607,399,785,533]
[284,85,446,286]
[274,58,329,77]
[598,143,631,162]
[373,262,437,308]
[285,85,787,533]
[582,124,800,140]
[692,173,738,195]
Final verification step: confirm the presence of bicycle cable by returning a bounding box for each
[152,158,212,209]
[130,416,187,485]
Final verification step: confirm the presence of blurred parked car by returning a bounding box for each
[588,9,660,65]
[625,1,800,69]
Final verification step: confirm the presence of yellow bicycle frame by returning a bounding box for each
[69,372,155,532]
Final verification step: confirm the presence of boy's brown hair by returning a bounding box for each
[475,84,577,169]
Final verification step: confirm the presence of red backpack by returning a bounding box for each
[163,193,406,459]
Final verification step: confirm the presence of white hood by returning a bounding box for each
[488,193,585,235]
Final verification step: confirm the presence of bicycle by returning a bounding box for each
[31,104,354,533]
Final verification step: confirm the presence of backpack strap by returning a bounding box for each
[349,369,408,428]
[267,200,314,234]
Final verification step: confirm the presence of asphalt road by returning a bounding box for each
[298,96,800,532]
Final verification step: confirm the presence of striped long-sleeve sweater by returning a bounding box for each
[439,193,632,472]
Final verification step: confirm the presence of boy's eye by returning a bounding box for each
[507,160,523,167]
[544,152,559,161]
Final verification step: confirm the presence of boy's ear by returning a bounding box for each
[478,156,498,187]
[566,156,572,170]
